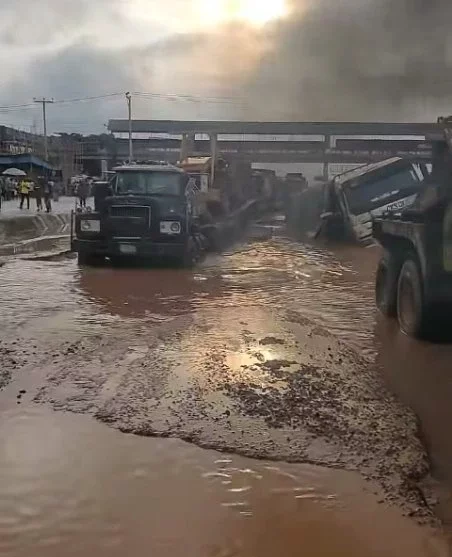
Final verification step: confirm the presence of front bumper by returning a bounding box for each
[74,238,186,258]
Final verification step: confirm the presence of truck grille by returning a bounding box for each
[110,205,149,219]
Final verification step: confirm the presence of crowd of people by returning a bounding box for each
[0,176,60,213]
[0,176,92,212]
[0,177,19,201]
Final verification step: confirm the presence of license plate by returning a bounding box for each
[119,244,137,255]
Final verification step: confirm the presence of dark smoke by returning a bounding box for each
[2,0,452,130]
[243,0,452,121]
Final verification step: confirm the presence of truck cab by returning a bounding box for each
[73,163,202,266]
[331,158,424,243]
[287,158,424,243]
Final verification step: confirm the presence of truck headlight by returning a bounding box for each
[160,221,181,234]
[80,219,100,233]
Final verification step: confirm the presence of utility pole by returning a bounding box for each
[33,97,54,161]
[125,92,133,162]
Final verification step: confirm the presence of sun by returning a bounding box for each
[198,0,288,27]
[237,0,288,25]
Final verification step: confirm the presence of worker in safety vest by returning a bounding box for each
[19,179,31,210]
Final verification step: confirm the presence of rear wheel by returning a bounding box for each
[77,251,103,266]
[397,258,427,338]
[376,251,400,317]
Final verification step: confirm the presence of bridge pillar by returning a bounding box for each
[180,133,195,161]
[323,135,333,181]
[210,133,218,185]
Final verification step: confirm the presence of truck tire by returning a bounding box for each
[397,258,427,338]
[375,252,399,317]
[77,251,103,267]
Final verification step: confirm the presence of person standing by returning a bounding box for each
[77,180,90,208]
[3,178,8,201]
[43,180,52,213]
[6,178,15,200]
[34,178,43,211]
[19,179,31,210]
[0,177,5,210]
[52,180,60,202]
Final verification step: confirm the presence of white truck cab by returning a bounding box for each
[332,158,425,243]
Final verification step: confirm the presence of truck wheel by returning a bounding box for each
[77,251,103,266]
[375,252,400,317]
[397,259,427,338]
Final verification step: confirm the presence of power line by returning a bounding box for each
[0,93,123,112]
[133,91,245,105]
[0,106,39,114]
[52,92,124,105]
[0,102,36,110]
[0,90,246,111]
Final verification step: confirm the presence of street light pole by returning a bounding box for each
[125,92,133,162]
[33,97,54,161]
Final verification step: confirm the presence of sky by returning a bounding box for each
[0,0,451,134]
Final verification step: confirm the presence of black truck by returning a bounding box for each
[373,117,452,339]
[72,163,203,267]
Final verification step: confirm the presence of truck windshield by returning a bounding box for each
[343,165,421,215]
[115,171,182,196]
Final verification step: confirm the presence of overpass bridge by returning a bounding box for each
[101,120,441,176]
[108,120,438,136]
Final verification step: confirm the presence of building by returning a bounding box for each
[0,125,82,185]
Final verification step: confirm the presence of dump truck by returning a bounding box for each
[373,116,452,339]
[72,162,206,267]
[72,155,257,266]
[178,155,253,215]
[178,154,258,249]
[287,158,426,244]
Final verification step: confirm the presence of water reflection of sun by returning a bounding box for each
[198,0,288,27]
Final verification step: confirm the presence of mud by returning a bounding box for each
[2,226,452,553]
[0,238,425,520]
[31,311,429,520]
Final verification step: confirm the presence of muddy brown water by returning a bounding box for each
[0,233,451,555]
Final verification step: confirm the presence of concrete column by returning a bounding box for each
[180,133,195,162]
[323,134,333,181]
[210,133,218,186]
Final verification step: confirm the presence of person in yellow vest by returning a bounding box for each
[19,179,31,210]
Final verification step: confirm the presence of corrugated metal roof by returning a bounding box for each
[0,153,56,171]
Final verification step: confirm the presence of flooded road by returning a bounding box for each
[0,407,443,557]
[0,229,451,555]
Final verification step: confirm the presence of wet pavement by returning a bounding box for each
[0,197,78,256]
[0,407,444,557]
[0,197,84,219]
[0,224,451,555]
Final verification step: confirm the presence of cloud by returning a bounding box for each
[0,22,264,131]
[1,0,452,132]
[0,0,118,46]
